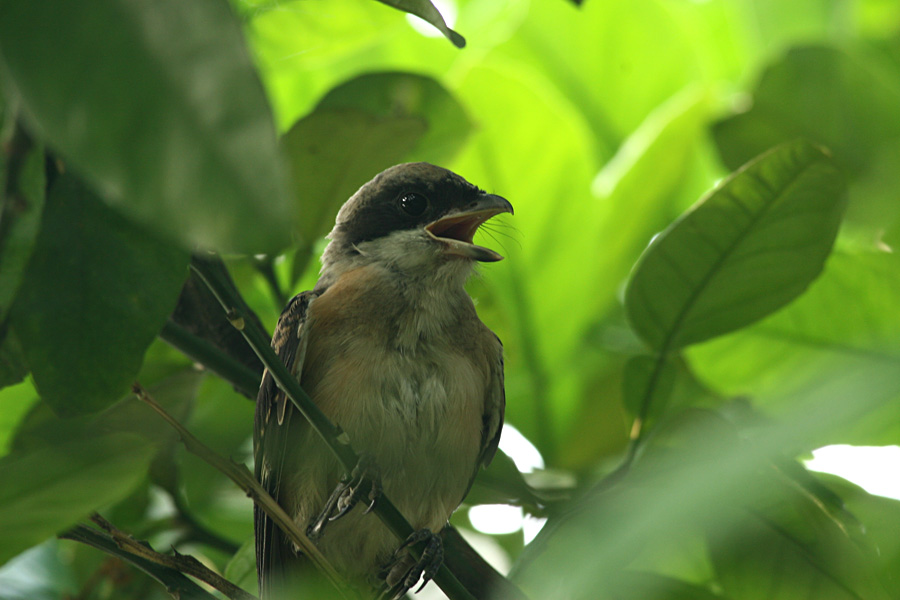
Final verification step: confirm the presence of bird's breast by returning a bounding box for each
[296,264,491,533]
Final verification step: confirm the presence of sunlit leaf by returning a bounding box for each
[0,432,155,567]
[10,176,188,415]
[626,140,847,352]
[0,0,292,253]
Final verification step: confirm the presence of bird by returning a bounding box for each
[254,162,510,599]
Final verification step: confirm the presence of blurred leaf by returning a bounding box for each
[0,378,37,458]
[466,449,546,511]
[688,248,900,445]
[10,176,188,415]
[317,71,472,166]
[708,479,891,600]
[282,106,425,282]
[0,541,77,600]
[374,0,465,47]
[223,537,257,594]
[0,125,44,324]
[622,355,676,421]
[603,571,724,600]
[0,432,155,567]
[817,473,900,599]
[0,0,292,254]
[179,376,254,543]
[626,140,847,352]
[713,46,900,177]
[713,45,900,236]
[0,327,27,389]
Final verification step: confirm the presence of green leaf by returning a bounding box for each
[0,378,38,458]
[687,248,900,446]
[282,106,426,281]
[316,72,473,166]
[373,0,465,48]
[10,176,189,415]
[713,46,900,177]
[817,473,900,599]
[622,355,677,421]
[0,432,155,567]
[223,537,257,594]
[0,0,292,254]
[712,46,900,237]
[0,327,27,389]
[625,140,847,352]
[0,126,44,324]
[707,474,891,600]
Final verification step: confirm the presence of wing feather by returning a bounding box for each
[254,290,318,597]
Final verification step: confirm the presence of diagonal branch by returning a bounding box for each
[188,253,480,600]
[132,383,351,597]
[60,521,228,600]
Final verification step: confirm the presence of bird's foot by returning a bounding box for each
[308,453,381,540]
[378,529,443,599]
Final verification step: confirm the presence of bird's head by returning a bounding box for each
[320,163,512,283]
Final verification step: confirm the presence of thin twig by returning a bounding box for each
[132,383,350,597]
[88,513,255,600]
[60,523,219,600]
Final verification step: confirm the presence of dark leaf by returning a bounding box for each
[10,176,189,415]
[282,106,426,282]
[0,0,292,253]
[317,71,473,166]
[373,0,465,47]
[0,121,44,323]
[625,140,847,351]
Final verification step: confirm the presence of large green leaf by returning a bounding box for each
[712,46,900,236]
[625,140,847,352]
[10,176,188,415]
[316,71,472,167]
[713,46,900,177]
[282,107,425,281]
[708,478,891,600]
[687,248,900,445]
[0,432,155,567]
[0,0,291,254]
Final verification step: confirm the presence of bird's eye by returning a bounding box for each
[399,193,429,217]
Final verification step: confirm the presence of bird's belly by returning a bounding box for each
[290,340,485,578]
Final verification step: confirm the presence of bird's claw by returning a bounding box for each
[308,453,381,540]
[379,529,443,599]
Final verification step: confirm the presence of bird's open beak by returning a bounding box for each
[425,194,513,262]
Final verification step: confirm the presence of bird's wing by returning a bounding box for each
[458,333,505,508]
[480,333,506,468]
[254,290,318,598]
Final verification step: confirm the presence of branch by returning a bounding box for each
[132,383,351,597]
[60,522,222,600]
[188,253,480,600]
[160,318,259,398]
